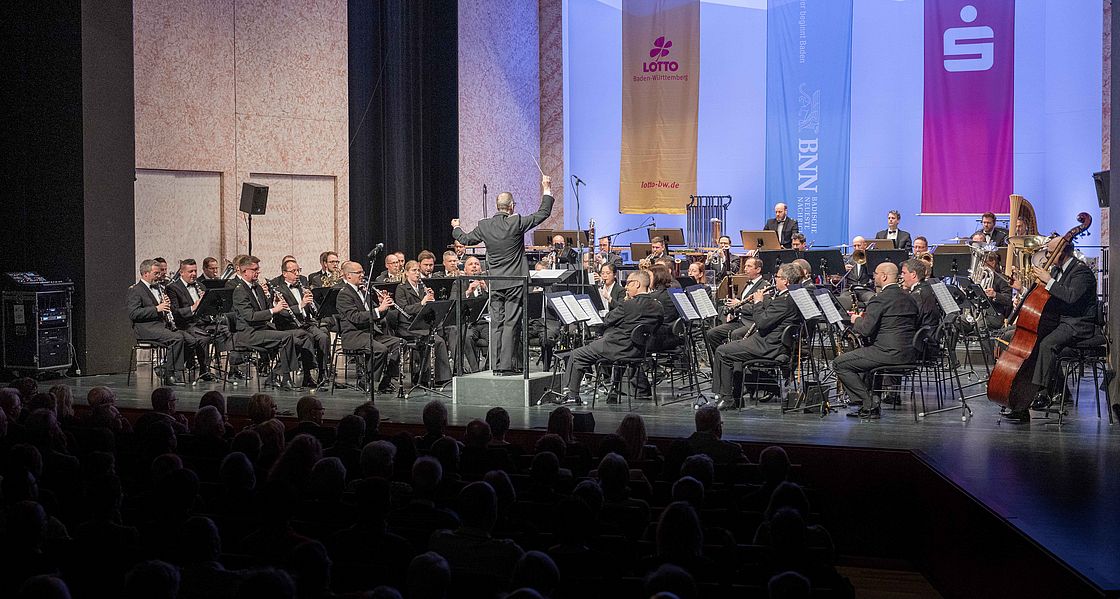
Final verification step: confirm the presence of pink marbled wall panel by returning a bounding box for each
[134,0,348,269]
[458,0,563,239]
[538,0,566,233]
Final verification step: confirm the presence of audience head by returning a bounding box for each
[554,496,595,544]
[309,457,347,502]
[231,430,262,463]
[123,560,180,599]
[25,409,66,451]
[680,454,714,489]
[335,414,366,447]
[235,568,295,599]
[656,501,704,559]
[671,476,705,510]
[411,456,443,498]
[9,443,44,479]
[89,403,124,432]
[644,563,697,599]
[463,418,492,447]
[254,418,286,460]
[616,413,648,461]
[456,481,498,531]
[596,433,628,458]
[407,551,451,599]
[295,395,325,425]
[198,390,227,414]
[511,551,560,598]
[759,445,791,485]
[485,406,511,442]
[430,436,462,475]
[150,453,184,482]
[572,479,604,514]
[0,387,22,420]
[48,384,75,418]
[596,452,631,498]
[769,571,812,599]
[150,387,178,414]
[360,440,397,479]
[288,541,332,597]
[546,406,575,442]
[180,516,222,563]
[269,433,323,486]
[529,451,560,489]
[422,400,448,436]
[140,419,177,457]
[484,469,516,513]
[694,405,722,437]
[26,392,57,416]
[534,434,566,461]
[353,402,380,439]
[11,377,38,401]
[352,477,393,519]
[765,481,811,520]
[247,393,277,425]
[86,386,118,409]
[770,507,809,555]
[17,575,71,599]
[193,405,225,439]
[219,451,257,491]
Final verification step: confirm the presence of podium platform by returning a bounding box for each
[452,370,558,408]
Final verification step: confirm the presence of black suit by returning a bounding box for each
[453,194,555,371]
[833,284,919,407]
[713,291,801,399]
[973,227,1010,247]
[271,276,331,379]
[394,280,453,383]
[165,279,229,372]
[561,293,663,396]
[705,250,740,281]
[600,282,626,311]
[705,277,768,352]
[983,272,1014,328]
[764,218,799,249]
[336,282,401,387]
[594,251,624,271]
[1030,258,1098,389]
[126,281,199,374]
[874,228,913,251]
[453,279,491,372]
[231,280,303,374]
[908,279,943,331]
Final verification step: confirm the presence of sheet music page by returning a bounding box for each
[813,289,845,325]
[547,294,579,324]
[531,269,568,279]
[576,297,604,325]
[687,286,719,319]
[560,294,590,322]
[669,289,702,320]
[929,281,962,314]
[789,287,822,319]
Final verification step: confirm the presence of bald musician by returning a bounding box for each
[764,203,799,249]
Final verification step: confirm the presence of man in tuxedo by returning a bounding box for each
[453,173,555,375]
[712,263,804,410]
[1007,238,1099,421]
[912,236,929,257]
[875,210,913,251]
[455,256,490,373]
[376,252,405,282]
[595,236,624,270]
[127,259,200,386]
[835,262,920,419]
[559,269,663,404]
[980,251,1014,329]
[440,251,463,278]
[647,236,669,262]
[764,203,799,249]
[165,258,229,381]
[394,260,453,385]
[598,263,626,310]
[230,256,305,390]
[272,259,331,388]
[704,235,739,282]
[418,250,437,279]
[548,234,579,268]
[336,261,400,393]
[309,251,341,288]
[705,256,767,354]
[199,257,223,281]
[973,212,1009,247]
[790,233,806,252]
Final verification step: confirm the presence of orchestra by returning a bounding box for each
[127,197,1104,426]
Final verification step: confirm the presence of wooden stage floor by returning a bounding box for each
[60,365,1120,595]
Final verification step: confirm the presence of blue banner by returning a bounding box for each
[764,0,852,248]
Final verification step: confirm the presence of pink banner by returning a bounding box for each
[921,1,1014,214]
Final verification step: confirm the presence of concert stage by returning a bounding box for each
[61,366,1120,597]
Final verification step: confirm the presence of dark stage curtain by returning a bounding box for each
[349,0,458,264]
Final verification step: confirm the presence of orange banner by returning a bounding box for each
[619,0,700,214]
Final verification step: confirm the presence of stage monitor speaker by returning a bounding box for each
[572,411,596,433]
[239,182,269,215]
[227,395,252,417]
[1092,170,1109,208]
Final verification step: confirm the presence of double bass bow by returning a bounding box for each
[987,212,1093,410]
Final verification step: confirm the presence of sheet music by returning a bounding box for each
[789,287,822,320]
[547,294,579,325]
[813,289,845,325]
[686,285,719,319]
[560,294,591,322]
[669,289,702,320]
[575,296,604,326]
[531,269,568,279]
[929,281,962,314]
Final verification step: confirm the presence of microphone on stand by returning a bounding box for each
[572,175,586,186]
[367,243,384,260]
[482,183,488,218]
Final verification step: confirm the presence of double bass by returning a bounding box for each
[987,213,1093,409]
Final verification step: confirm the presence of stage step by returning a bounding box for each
[452,370,559,408]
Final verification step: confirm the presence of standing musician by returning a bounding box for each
[705,235,739,281]
[875,210,913,251]
[705,256,768,351]
[790,233,807,252]
[452,174,555,375]
[973,212,1009,247]
[336,261,400,393]
[309,251,341,288]
[764,203,799,249]
[835,262,919,419]
[231,255,305,390]
[394,260,453,385]
[598,263,625,310]
[1006,236,1098,421]
[272,258,331,389]
[165,258,228,381]
[440,251,463,277]
[712,263,804,410]
[547,234,579,268]
[127,259,201,386]
[595,236,624,270]
[376,253,405,283]
[559,269,663,405]
[647,236,669,262]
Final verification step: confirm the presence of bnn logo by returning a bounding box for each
[644,36,679,72]
[943,5,994,72]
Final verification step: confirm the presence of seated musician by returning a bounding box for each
[764,203,799,249]
[712,263,804,410]
[911,236,929,257]
[440,250,463,277]
[792,259,816,291]
[166,258,229,381]
[231,256,307,390]
[418,250,438,279]
[648,264,684,352]
[1007,237,1098,421]
[127,259,202,386]
[844,236,872,287]
[686,261,708,286]
[309,251,341,288]
[453,240,469,266]
[790,233,806,252]
[394,260,453,386]
[705,235,738,281]
[900,258,941,332]
[980,251,1014,329]
[548,234,579,268]
[648,236,669,262]
[595,236,624,270]
[560,269,663,405]
[973,212,1009,247]
[705,256,767,352]
[875,210,913,251]
[376,252,405,283]
[336,261,401,393]
[835,262,919,419]
[598,263,626,310]
[153,257,170,284]
[199,257,223,281]
[456,256,489,372]
[280,254,309,287]
[271,258,331,389]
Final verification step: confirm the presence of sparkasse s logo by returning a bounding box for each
[644,36,679,72]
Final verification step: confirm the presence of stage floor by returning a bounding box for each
[57,365,1120,594]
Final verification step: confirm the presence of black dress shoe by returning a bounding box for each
[847,407,880,419]
[198,372,215,382]
[300,377,316,389]
[716,398,738,411]
[882,393,902,406]
[1111,403,1120,423]
[1030,391,1052,411]
[161,376,185,387]
[562,394,583,405]
[280,377,294,391]
[1003,409,1031,423]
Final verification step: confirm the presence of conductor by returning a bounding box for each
[452,174,555,375]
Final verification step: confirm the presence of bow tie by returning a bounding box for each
[290,283,301,289]
[185,282,197,288]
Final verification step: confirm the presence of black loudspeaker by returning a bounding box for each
[227,395,252,417]
[1093,170,1109,208]
[572,411,596,433]
[239,182,269,215]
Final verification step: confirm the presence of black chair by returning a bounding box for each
[739,325,799,410]
[868,326,931,421]
[127,338,167,386]
[590,324,656,411]
[1050,303,1110,425]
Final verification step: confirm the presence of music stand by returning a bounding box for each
[196,288,234,319]
[868,238,896,250]
[201,279,230,292]
[554,284,604,312]
[424,277,456,301]
[866,249,908,272]
[740,230,781,252]
[757,249,797,276]
[552,229,590,247]
[629,243,653,261]
[932,246,972,278]
[648,228,685,246]
[531,229,554,246]
[676,276,698,288]
[804,249,845,280]
[405,299,454,397]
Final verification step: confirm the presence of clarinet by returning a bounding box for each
[155,283,177,331]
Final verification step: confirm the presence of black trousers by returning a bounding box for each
[490,286,525,371]
[834,348,908,406]
[237,329,302,374]
[1031,322,1093,390]
[140,328,199,373]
